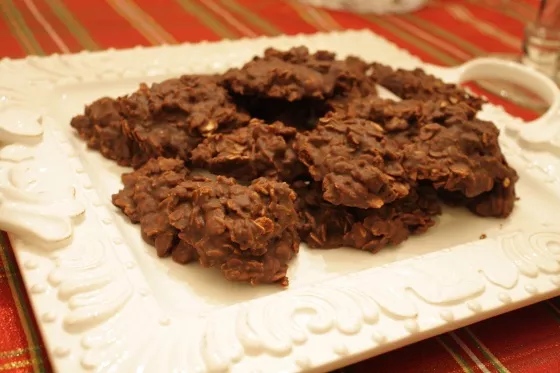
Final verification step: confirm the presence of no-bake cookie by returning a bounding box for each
[120,75,251,161]
[294,115,411,209]
[70,97,151,168]
[191,119,306,182]
[113,158,300,285]
[294,181,441,251]
[329,96,518,217]
[371,62,485,110]
[166,176,300,285]
[222,46,374,102]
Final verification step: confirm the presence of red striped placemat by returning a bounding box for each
[1,1,558,372]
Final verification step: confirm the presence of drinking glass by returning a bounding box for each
[481,0,560,110]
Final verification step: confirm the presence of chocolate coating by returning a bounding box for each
[295,115,411,209]
[166,176,300,285]
[120,75,250,161]
[294,181,441,251]
[192,119,306,182]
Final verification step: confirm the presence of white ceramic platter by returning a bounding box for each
[1,30,559,373]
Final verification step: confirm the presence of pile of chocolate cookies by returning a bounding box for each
[70,46,518,287]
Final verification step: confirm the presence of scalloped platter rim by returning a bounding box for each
[0,30,559,373]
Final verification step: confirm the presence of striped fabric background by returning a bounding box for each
[0,1,559,372]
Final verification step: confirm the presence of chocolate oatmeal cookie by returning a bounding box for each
[113,159,300,285]
[112,157,197,264]
[371,63,485,110]
[223,58,334,101]
[331,97,518,217]
[70,97,151,168]
[120,74,250,162]
[166,176,300,286]
[402,117,518,202]
[191,119,307,182]
[294,115,411,209]
[222,46,375,103]
[261,47,374,93]
[294,181,441,252]
[332,96,477,136]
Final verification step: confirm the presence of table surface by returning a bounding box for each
[0,1,559,372]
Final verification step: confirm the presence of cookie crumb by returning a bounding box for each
[480,234,487,240]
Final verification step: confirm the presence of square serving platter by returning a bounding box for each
[0,30,559,373]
